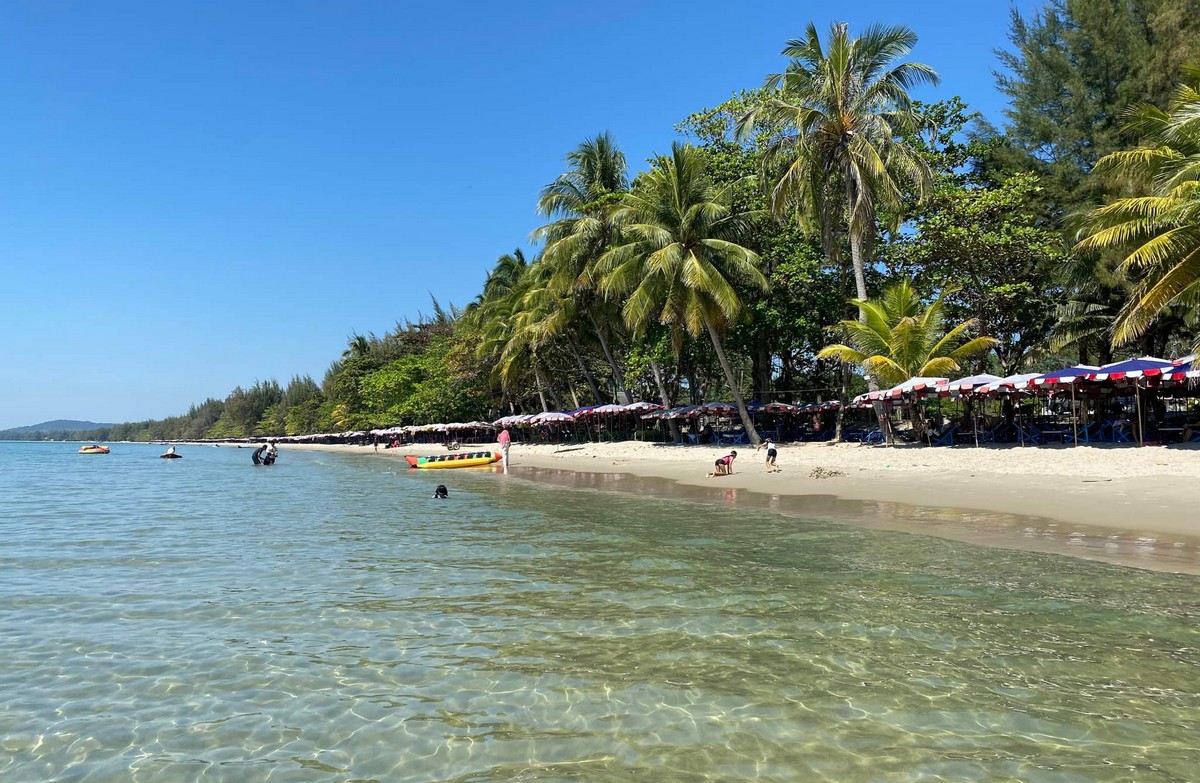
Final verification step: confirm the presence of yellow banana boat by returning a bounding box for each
[405,451,501,469]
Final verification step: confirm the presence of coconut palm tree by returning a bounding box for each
[599,143,768,444]
[739,22,939,320]
[534,133,634,403]
[1075,65,1200,357]
[818,280,997,387]
[342,333,374,361]
[509,260,606,405]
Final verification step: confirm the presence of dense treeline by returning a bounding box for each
[62,3,1200,445]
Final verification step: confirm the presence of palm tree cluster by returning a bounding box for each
[464,23,966,445]
[72,15,1200,443]
[1076,65,1200,360]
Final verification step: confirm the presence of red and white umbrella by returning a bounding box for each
[530,411,576,424]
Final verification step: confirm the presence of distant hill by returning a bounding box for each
[2,420,114,435]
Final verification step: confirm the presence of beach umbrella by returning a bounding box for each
[975,373,1041,395]
[699,401,738,415]
[1031,365,1103,446]
[759,402,800,413]
[622,401,664,412]
[942,374,1000,446]
[945,373,1002,395]
[1084,357,1176,382]
[972,372,1041,446]
[1031,364,1101,386]
[1162,356,1199,383]
[1085,358,1176,446]
[886,377,950,398]
[531,411,576,424]
[666,404,702,419]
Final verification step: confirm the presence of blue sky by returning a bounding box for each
[0,0,1044,429]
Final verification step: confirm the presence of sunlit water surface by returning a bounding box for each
[1,441,1197,782]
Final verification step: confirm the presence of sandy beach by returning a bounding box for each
[281,439,1200,573]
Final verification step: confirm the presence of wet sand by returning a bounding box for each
[281,441,1200,574]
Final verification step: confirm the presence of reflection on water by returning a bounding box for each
[1,443,1198,782]
[513,466,1200,575]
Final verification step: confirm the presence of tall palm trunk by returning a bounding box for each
[704,315,760,446]
[533,364,548,411]
[649,355,680,443]
[847,176,890,443]
[569,338,604,405]
[587,311,632,404]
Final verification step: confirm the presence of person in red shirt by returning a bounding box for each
[707,450,737,477]
[498,427,511,467]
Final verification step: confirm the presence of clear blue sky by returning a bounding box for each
[0,0,1044,429]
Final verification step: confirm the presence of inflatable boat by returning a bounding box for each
[78,445,110,454]
[405,451,501,469]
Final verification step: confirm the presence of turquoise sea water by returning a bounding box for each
[1,441,1198,782]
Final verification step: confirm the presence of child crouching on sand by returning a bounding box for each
[707,450,737,478]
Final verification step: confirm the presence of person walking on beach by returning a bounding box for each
[757,437,779,472]
[707,450,737,478]
[498,427,511,469]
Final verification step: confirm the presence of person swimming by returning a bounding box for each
[433,484,449,499]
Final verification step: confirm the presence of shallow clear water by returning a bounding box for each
[1,441,1198,782]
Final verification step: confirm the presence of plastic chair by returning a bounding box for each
[929,425,957,447]
[1015,421,1042,445]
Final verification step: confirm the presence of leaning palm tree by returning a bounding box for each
[534,133,634,403]
[818,280,997,386]
[738,22,939,322]
[599,143,768,444]
[1075,65,1200,359]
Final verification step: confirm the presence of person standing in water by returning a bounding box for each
[498,428,511,469]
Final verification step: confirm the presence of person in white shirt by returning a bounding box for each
[757,437,780,472]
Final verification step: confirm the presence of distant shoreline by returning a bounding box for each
[276,440,1200,574]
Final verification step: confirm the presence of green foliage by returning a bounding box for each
[740,21,939,309]
[358,335,490,425]
[996,0,1200,214]
[894,171,1068,373]
[818,280,998,386]
[1077,64,1200,357]
[206,381,284,438]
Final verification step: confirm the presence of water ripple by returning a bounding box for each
[1,442,1198,782]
